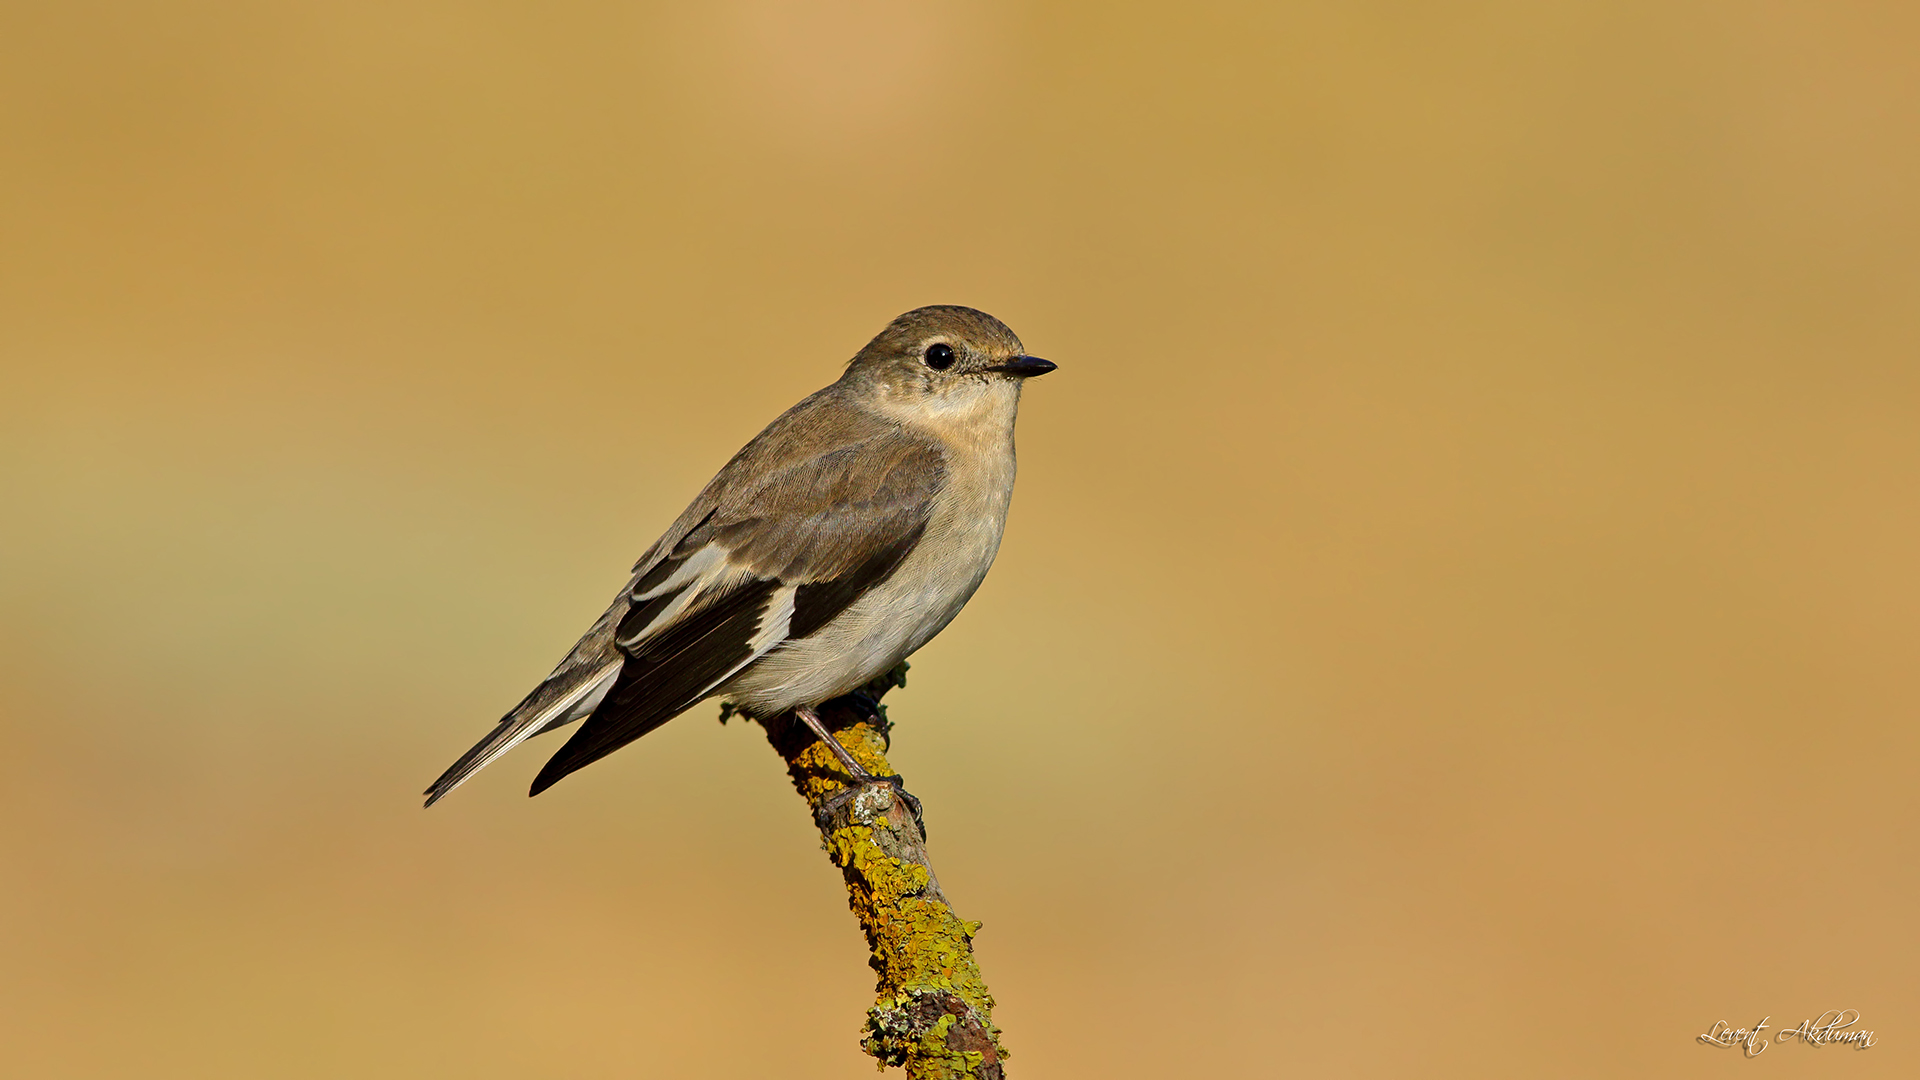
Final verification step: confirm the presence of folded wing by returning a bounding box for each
[516,423,945,797]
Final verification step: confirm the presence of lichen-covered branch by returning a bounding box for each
[745,665,1005,1079]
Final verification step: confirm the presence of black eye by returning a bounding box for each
[923,343,956,370]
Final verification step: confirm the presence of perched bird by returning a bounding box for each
[425,305,1055,806]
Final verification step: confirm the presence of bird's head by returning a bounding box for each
[842,306,1055,423]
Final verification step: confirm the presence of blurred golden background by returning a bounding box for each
[2,2,1915,1076]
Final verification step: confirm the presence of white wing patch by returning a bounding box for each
[750,585,796,653]
[635,544,728,601]
[619,544,733,646]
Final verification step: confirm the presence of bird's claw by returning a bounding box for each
[871,774,926,839]
[817,772,926,839]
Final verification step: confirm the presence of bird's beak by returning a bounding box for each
[986,355,1057,378]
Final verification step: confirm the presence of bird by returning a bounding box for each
[424,305,1055,807]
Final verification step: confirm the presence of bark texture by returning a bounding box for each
[747,665,1005,1079]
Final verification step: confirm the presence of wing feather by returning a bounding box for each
[528,576,785,794]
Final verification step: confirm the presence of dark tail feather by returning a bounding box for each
[424,717,520,808]
[423,659,621,807]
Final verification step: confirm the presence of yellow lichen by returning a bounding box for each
[772,700,1004,1078]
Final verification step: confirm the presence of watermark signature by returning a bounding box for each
[1699,1011,1877,1057]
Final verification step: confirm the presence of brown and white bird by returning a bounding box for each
[424,305,1054,806]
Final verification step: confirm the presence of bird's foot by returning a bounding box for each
[818,772,926,839]
[795,703,926,837]
[870,773,925,839]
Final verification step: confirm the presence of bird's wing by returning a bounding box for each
[423,387,947,807]
[524,424,945,795]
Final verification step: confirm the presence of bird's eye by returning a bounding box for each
[923,343,956,370]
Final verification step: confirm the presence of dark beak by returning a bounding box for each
[987,355,1057,378]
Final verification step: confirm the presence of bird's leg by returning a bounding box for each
[794,703,878,781]
[794,703,926,839]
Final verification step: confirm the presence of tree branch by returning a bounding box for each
[745,665,1006,1079]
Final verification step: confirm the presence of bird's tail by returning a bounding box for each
[422,659,623,807]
